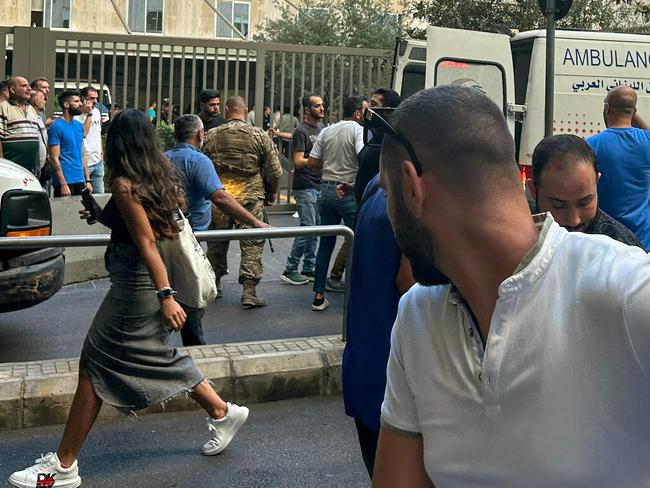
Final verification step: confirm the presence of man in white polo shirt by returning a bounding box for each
[373,85,650,487]
[75,86,104,193]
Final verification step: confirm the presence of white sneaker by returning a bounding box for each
[9,452,81,488]
[202,403,249,456]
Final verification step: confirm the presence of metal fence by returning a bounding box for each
[0,225,354,340]
[2,27,391,206]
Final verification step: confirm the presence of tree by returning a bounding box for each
[403,0,645,38]
[254,0,400,49]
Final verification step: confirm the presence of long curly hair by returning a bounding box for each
[105,109,185,239]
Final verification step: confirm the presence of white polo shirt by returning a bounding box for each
[382,215,650,487]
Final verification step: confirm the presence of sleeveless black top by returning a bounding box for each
[100,197,134,244]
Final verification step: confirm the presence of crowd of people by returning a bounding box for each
[3,72,649,486]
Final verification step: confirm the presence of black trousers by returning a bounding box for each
[355,419,380,479]
[53,182,86,197]
[180,304,206,346]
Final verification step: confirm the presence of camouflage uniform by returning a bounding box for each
[203,119,282,285]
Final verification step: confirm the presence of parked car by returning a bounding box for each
[0,159,64,312]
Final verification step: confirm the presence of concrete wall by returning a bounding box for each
[51,194,112,284]
[3,0,31,28]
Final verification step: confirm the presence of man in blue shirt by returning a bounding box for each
[165,115,269,346]
[587,85,650,249]
[48,90,89,197]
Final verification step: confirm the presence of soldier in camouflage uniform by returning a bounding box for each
[203,96,282,308]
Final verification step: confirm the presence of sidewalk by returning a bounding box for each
[0,335,344,431]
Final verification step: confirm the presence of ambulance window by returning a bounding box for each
[435,60,505,113]
[401,63,425,99]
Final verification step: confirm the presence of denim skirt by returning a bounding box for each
[80,242,205,414]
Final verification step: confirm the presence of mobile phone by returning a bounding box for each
[81,187,98,222]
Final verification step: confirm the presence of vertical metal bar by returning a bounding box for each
[270,52,276,116]
[145,44,152,112]
[375,56,382,87]
[545,0,556,138]
[87,42,94,86]
[348,56,354,96]
[234,48,240,95]
[358,56,363,93]
[289,53,295,121]
[329,55,335,119]
[213,48,219,90]
[367,56,373,92]
[224,48,230,99]
[245,49,251,104]
[134,43,141,109]
[254,48,266,127]
[339,56,344,118]
[111,43,118,109]
[320,54,325,97]
[202,47,208,91]
[156,45,163,123]
[180,46,186,116]
[168,46,174,115]
[191,47,197,115]
[99,42,105,106]
[0,31,6,80]
[122,43,129,109]
[75,42,81,89]
[300,53,305,98]
[310,53,315,92]
[63,40,69,87]
[279,52,285,118]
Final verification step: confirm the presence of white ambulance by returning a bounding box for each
[392,27,650,180]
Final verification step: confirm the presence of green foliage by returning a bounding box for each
[404,0,645,38]
[156,121,175,151]
[255,0,400,49]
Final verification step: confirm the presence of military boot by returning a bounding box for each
[241,280,267,309]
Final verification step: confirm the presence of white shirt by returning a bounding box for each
[382,215,650,487]
[74,107,102,166]
[310,120,363,184]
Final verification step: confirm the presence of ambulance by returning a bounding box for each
[392,27,650,179]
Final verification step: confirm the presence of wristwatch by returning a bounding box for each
[156,287,178,300]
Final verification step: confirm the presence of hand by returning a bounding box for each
[255,219,272,229]
[267,128,278,138]
[265,192,277,206]
[60,183,71,197]
[160,298,186,331]
[336,183,353,199]
[86,181,93,194]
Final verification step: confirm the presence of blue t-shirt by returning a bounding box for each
[165,143,223,231]
[587,127,650,249]
[342,175,402,432]
[48,117,85,186]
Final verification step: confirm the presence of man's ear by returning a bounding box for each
[526,178,537,199]
[401,159,426,219]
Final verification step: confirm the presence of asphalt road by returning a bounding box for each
[0,214,347,363]
[0,396,369,488]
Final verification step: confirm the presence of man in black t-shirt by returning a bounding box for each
[198,89,226,133]
[281,93,325,285]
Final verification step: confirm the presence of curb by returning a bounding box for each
[0,335,344,431]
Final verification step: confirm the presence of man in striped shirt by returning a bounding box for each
[0,77,41,175]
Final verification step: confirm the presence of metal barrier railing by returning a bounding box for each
[0,225,353,340]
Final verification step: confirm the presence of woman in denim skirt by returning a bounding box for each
[9,110,249,488]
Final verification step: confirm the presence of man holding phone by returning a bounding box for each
[49,90,91,197]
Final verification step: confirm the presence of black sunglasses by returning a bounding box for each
[363,108,423,176]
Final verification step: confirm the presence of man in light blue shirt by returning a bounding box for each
[165,115,268,345]
[587,85,650,249]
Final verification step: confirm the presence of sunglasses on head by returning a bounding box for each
[363,108,423,176]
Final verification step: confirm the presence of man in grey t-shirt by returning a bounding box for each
[302,95,367,311]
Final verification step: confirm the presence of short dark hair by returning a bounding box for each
[174,114,203,142]
[373,88,401,108]
[385,85,518,197]
[302,92,320,109]
[30,78,49,90]
[532,134,597,189]
[79,86,98,99]
[199,89,220,104]
[342,95,365,118]
[0,80,9,93]
[58,89,80,109]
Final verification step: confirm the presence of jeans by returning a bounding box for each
[284,188,320,274]
[313,181,357,294]
[88,161,105,194]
